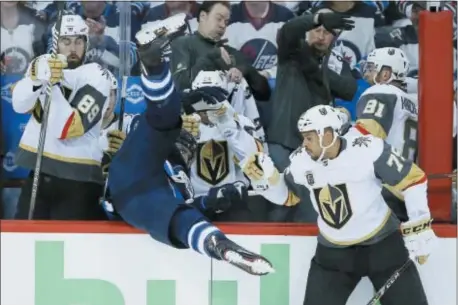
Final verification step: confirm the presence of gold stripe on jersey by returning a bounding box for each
[392,163,427,191]
[321,210,392,246]
[255,139,264,152]
[284,191,300,207]
[356,118,388,139]
[383,184,404,200]
[31,101,43,123]
[19,143,100,165]
[63,110,85,139]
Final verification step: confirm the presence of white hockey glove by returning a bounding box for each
[27,54,67,85]
[181,113,201,139]
[207,101,239,132]
[401,217,437,265]
[240,152,280,191]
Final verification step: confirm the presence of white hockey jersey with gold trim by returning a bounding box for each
[191,115,262,197]
[355,84,419,160]
[12,63,111,183]
[265,134,428,246]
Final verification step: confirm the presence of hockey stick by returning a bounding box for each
[28,3,65,220]
[117,76,128,130]
[366,258,414,305]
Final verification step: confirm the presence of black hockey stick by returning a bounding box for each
[28,2,66,219]
[117,76,127,130]
[365,258,413,305]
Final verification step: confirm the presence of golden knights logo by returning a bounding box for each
[197,140,229,185]
[313,184,353,229]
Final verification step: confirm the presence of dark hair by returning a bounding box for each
[197,1,230,22]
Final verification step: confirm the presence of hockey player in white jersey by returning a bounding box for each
[347,47,418,221]
[182,70,265,219]
[242,105,435,305]
[12,14,112,220]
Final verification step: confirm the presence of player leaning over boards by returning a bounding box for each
[340,47,419,222]
[107,18,273,276]
[242,105,436,304]
[12,14,111,220]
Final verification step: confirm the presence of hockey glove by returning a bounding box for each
[314,13,355,33]
[181,113,201,139]
[182,87,229,114]
[29,54,67,85]
[201,181,248,214]
[401,217,437,265]
[240,152,280,191]
[107,130,126,154]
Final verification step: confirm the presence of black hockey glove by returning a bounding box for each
[314,13,355,33]
[201,181,248,214]
[182,86,229,114]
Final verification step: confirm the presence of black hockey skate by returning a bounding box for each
[205,234,275,276]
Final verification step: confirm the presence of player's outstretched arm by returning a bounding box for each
[371,138,437,264]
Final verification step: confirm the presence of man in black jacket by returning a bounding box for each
[267,11,357,222]
[170,1,270,101]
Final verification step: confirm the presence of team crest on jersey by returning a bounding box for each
[197,140,229,185]
[352,137,371,148]
[240,38,277,70]
[305,171,315,186]
[334,40,361,68]
[3,47,30,74]
[313,184,353,229]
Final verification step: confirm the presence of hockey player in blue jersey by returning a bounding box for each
[107,18,274,276]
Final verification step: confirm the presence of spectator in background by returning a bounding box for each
[1,1,47,219]
[267,11,357,222]
[1,1,47,76]
[311,1,378,71]
[143,0,200,33]
[170,1,271,101]
[225,1,294,76]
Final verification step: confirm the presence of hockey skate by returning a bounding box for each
[205,234,275,276]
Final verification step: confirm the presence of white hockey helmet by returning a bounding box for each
[53,14,89,49]
[192,70,229,91]
[365,47,410,82]
[298,105,343,161]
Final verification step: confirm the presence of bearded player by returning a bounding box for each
[12,14,112,220]
[107,16,274,276]
[241,105,435,304]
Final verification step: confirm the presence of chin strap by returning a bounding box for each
[316,130,339,163]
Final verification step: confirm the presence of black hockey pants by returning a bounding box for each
[303,232,428,305]
[15,171,106,220]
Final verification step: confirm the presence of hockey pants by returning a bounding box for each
[303,232,428,305]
